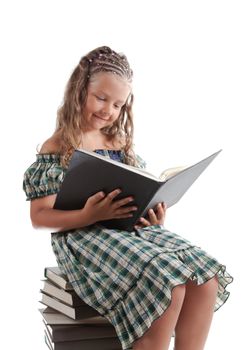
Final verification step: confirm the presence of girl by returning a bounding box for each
[23,46,233,350]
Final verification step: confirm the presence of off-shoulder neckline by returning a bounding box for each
[36,149,123,162]
[37,149,122,155]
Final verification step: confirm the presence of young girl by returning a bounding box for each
[23,46,233,350]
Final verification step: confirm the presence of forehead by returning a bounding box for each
[88,72,131,101]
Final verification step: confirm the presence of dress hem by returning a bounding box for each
[103,254,233,350]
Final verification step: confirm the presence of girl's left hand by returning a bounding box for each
[134,202,167,229]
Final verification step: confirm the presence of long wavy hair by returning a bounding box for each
[55,46,137,167]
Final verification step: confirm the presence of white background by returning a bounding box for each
[0,1,242,349]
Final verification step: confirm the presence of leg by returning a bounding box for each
[174,276,218,350]
[132,285,186,350]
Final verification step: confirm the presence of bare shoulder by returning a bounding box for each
[39,133,61,154]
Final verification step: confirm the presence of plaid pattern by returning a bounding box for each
[23,151,233,350]
[23,150,145,201]
[23,153,65,200]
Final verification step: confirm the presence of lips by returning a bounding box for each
[93,114,109,121]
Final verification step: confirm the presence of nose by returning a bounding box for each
[100,110,110,117]
[100,103,112,117]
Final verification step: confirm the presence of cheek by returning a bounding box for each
[112,110,121,121]
[84,97,98,113]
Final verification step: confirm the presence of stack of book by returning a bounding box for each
[40,266,122,350]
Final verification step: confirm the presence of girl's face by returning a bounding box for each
[82,72,131,131]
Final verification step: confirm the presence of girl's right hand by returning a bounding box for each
[82,189,137,226]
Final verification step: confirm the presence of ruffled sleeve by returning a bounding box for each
[135,154,147,169]
[23,154,66,201]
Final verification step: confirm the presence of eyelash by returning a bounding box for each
[96,96,105,101]
[96,96,121,109]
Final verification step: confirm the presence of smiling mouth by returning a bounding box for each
[93,114,109,121]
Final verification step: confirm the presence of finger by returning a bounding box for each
[162,202,167,211]
[116,206,137,215]
[155,203,164,221]
[139,217,151,226]
[106,189,122,201]
[88,191,105,204]
[148,208,158,224]
[114,212,134,219]
[113,196,134,208]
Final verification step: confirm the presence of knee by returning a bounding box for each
[170,284,186,312]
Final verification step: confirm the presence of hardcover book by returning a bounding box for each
[39,308,109,325]
[44,329,121,350]
[44,267,73,291]
[41,279,84,306]
[40,292,100,320]
[54,149,222,231]
[43,320,117,342]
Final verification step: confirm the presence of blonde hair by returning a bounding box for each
[55,46,137,167]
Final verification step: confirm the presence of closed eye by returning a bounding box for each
[96,95,105,101]
[95,95,122,109]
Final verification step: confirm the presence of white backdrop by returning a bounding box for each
[0,1,242,349]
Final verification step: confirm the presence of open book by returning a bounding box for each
[54,149,222,231]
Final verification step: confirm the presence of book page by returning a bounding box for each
[159,166,188,181]
[76,149,195,182]
[77,149,161,180]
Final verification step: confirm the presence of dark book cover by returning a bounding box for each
[44,329,122,350]
[43,320,117,342]
[54,149,221,231]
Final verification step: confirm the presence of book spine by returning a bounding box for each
[50,325,117,342]
[75,305,101,319]
[49,337,122,350]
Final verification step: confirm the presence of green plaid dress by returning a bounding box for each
[23,150,233,350]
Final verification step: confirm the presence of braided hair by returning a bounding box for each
[55,46,137,167]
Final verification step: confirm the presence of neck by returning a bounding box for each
[78,129,111,151]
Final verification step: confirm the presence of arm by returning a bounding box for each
[30,194,91,232]
[30,190,138,232]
